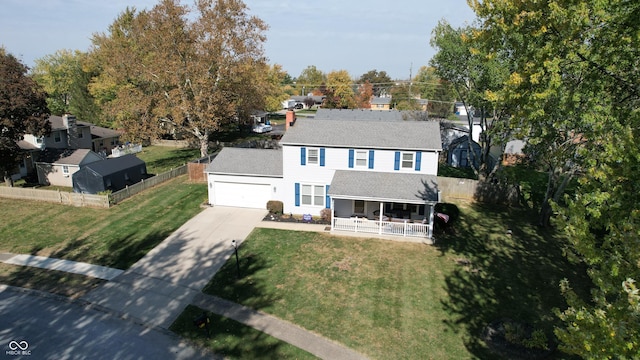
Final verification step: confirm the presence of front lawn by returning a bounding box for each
[201,204,587,359]
[0,175,206,269]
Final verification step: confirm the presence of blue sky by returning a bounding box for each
[0,0,477,80]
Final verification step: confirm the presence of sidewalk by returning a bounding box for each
[192,293,368,360]
[3,212,369,360]
[0,253,123,280]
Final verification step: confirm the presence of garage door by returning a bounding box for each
[214,182,272,209]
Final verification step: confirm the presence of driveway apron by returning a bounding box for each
[82,206,267,328]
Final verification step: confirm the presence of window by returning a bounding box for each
[401,152,414,169]
[62,166,69,176]
[355,151,367,167]
[301,184,324,206]
[36,137,43,144]
[78,130,83,138]
[54,132,61,142]
[354,200,365,214]
[307,148,318,165]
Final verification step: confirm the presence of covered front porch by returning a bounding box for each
[328,171,439,243]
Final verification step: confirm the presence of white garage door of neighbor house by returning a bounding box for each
[214,182,272,209]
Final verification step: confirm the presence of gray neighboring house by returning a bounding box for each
[72,154,147,194]
[36,149,104,187]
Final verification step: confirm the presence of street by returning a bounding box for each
[0,287,213,360]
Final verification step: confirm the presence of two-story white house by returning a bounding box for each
[206,116,442,241]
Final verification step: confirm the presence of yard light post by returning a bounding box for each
[231,239,240,278]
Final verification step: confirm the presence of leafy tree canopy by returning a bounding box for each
[0,48,50,185]
[89,0,269,156]
[470,0,640,357]
[358,69,392,97]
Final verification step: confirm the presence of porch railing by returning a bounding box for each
[332,217,430,238]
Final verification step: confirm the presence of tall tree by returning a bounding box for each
[32,50,101,123]
[264,64,292,112]
[430,19,510,179]
[0,48,50,186]
[90,0,268,156]
[390,83,421,110]
[413,66,455,118]
[325,70,356,109]
[296,65,325,96]
[355,81,373,109]
[358,69,392,97]
[471,0,640,357]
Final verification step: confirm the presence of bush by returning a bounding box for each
[267,200,283,214]
[320,208,332,223]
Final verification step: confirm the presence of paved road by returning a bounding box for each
[0,286,215,360]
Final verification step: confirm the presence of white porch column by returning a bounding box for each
[379,202,384,234]
[428,203,435,238]
[331,198,335,232]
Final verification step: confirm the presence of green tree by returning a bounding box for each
[413,66,455,118]
[390,83,420,110]
[430,19,510,179]
[471,0,640,357]
[264,64,292,112]
[358,69,392,97]
[90,0,268,156]
[296,65,325,95]
[0,48,50,186]
[325,70,355,109]
[32,50,101,122]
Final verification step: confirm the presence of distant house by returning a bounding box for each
[370,96,391,110]
[72,154,147,194]
[36,149,104,187]
[16,114,123,180]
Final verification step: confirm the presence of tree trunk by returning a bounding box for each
[3,171,14,187]
[197,128,210,158]
[539,167,556,227]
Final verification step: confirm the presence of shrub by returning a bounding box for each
[267,200,283,214]
[320,208,332,223]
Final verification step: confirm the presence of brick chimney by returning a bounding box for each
[285,110,296,131]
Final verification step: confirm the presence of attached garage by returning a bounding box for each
[211,181,273,209]
[206,148,283,209]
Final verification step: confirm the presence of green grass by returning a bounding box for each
[136,145,201,175]
[201,204,588,359]
[170,305,317,360]
[0,175,207,269]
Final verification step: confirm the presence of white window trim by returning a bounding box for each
[307,148,319,165]
[401,152,414,169]
[62,165,69,177]
[301,183,325,207]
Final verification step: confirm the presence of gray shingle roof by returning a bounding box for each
[280,117,442,150]
[314,109,426,121]
[206,148,283,177]
[37,148,97,165]
[329,170,439,203]
[84,154,145,176]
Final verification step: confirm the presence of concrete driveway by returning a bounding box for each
[82,206,267,329]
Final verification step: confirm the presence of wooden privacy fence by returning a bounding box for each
[0,164,187,208]
[109,165,187,204]
[188,153,217,183]
[0,187,110,208]
[436,176,478,202]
